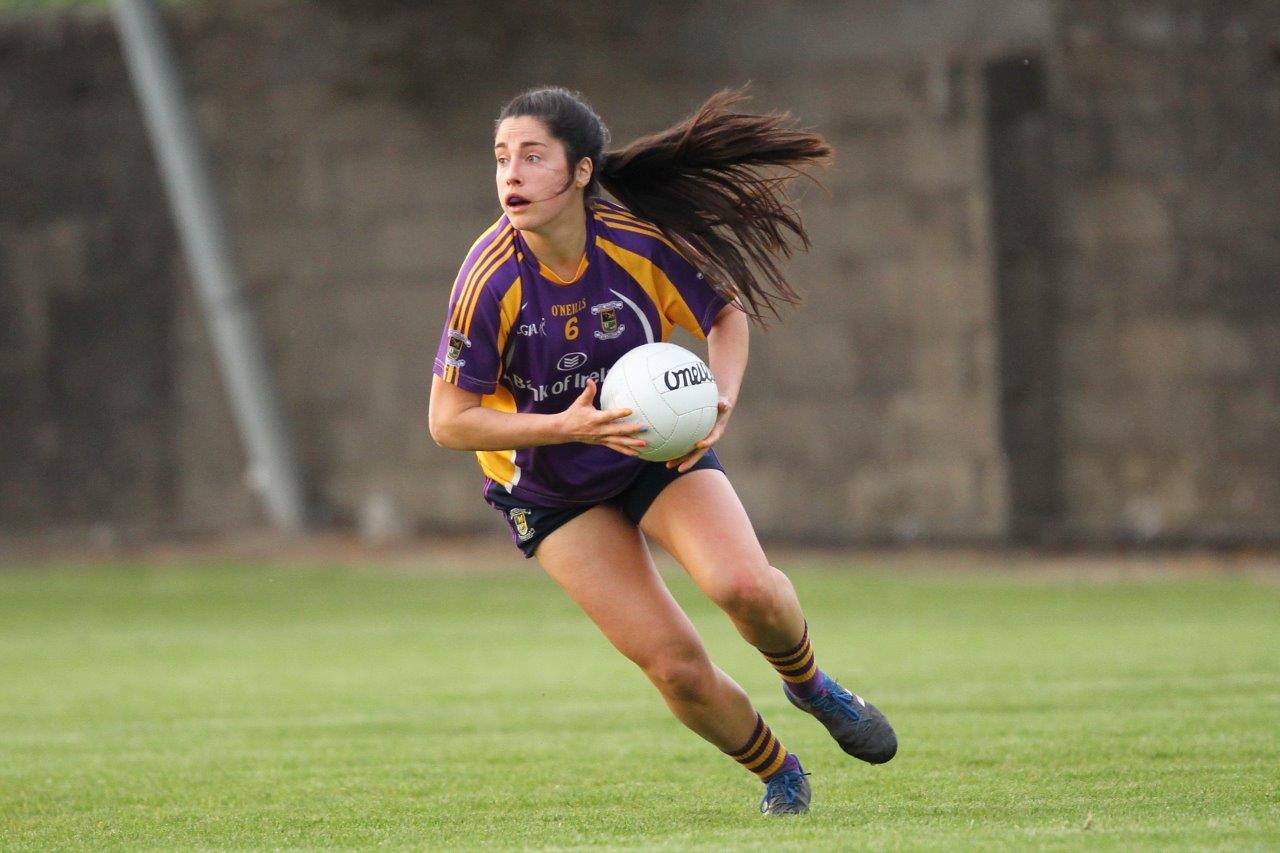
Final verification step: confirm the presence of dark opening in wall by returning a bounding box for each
[984,55,1064,544]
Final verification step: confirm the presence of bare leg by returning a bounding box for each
[639,469,806,651]
[535,504,759,751]
[640,468,900,765]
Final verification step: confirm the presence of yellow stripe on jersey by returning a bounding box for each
[448,220,510,332]
[446,225,513,381]
[457,233,515,335]
[593,212,684,256]
[448,236,515,383]
[595,235,704,339]
[593,205,666,235]
[594,206,654,230]
[477,384,519,489]
[595,213,677,243]
[458,243,516,347]
[591,200,647,224]
[598,222,691,265]
[445,223,512,383]
[494,275,524,364]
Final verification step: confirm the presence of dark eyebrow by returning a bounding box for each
[494,141,549,151]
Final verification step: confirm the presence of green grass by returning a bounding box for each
[1,556,1277,850]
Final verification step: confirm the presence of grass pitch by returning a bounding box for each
[1,552,1277,850]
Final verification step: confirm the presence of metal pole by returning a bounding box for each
[109,0,308,532]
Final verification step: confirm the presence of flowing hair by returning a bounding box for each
[497,87,832,323]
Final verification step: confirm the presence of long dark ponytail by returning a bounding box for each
[497,87,832,323]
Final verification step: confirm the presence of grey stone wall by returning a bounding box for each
[0,14,177,539]
[1048,2,1280,542]
[190,0,1021,543]
[1,0,1276,546]
[764,58,1010,542]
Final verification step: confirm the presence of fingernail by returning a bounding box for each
[637,441,646,447]
[639,426,649,433]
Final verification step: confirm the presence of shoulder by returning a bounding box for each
[590,199,683,259]
[590,200,705,287]
[459,215,517,272]
[452,215,521,303]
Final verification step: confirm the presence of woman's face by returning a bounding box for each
[494,116,590,233]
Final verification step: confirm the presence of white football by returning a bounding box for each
[601,342,719,462]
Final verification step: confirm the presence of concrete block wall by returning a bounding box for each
[1049,1,1280,541]
[150,1,1019,543]
[0,13,177,538]
[759,59,1008,542]
[2,0,1277,546]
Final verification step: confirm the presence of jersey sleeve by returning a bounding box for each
[435,227,523,394]
[650,241,730,338]
[433,278,504,394]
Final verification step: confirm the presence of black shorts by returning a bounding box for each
[484,450,725,558]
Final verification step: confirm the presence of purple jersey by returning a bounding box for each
[433,199,729,507]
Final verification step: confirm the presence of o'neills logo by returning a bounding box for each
[663,363,714,391]
[557,352,588,372]
[551,299,588,317]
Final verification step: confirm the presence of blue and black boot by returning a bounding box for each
[785,675,897,764]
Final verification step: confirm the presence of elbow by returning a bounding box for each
[431,427,460,450]
[428,412,457,449]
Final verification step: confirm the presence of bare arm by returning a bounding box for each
[705,303,749,411]
[666,303,749,471]
[428,375,647,456]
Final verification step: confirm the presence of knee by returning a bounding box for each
[643,653,716,705]
[709,569,780,623]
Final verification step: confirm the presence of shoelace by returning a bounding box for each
[759,771,810,813]
[809,687,862,721]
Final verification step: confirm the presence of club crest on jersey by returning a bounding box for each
[508,508,534,540]
[592,301,625,340]
[446,329,470,367]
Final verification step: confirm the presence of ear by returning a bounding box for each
[575,156,593,188]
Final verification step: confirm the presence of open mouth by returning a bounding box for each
[506,194,531,212]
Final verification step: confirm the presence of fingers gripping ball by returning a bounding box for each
[601,343,718,462]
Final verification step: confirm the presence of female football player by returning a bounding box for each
[428,87,896,815]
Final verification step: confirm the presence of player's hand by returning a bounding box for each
[666,396,733,473]
[556,378,648,456]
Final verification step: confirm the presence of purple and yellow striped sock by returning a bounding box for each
[724,712,797,781]
[761,623,825,699]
